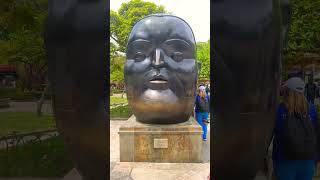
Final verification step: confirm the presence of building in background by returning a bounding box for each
[0,65,17,88]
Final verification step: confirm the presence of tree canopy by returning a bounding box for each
[197,40,210,80]
[110,0,166,54]
[0,0,48,90]
[3,0,315,87]
[283,0,320,65]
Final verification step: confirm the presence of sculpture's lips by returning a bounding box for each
[149,75,168,83]
[147,75,169,89]
[150,79,168,84]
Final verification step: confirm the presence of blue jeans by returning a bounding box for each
[307,97,315,104]
[195,112,208,139]
[274,160,315,180]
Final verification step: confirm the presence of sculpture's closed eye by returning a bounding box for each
[171,52,184,62]
[134,52,146,62]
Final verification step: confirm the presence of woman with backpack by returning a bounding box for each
[195,85,210,141]
[272,77,319,180]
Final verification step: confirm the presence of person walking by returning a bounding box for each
[305,75,318,105]
[272,77,319,180]
[195,86,210,141]
[205,83,210,96]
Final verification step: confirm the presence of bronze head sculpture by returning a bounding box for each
[125,14,198,124]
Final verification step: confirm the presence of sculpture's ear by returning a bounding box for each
[45,0,109,179]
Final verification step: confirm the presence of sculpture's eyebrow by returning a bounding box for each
[128,39,152,47]
[162,39,192,48]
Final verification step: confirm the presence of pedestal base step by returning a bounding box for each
[119,116,203,163]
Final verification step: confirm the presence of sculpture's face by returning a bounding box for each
[124,15,197,124]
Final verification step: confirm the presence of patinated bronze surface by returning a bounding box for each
[212,0,291,179]
[124,14,198,124]
[45,0,108,179]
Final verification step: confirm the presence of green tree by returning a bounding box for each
[0,29,47,90]
[110,55,125,83]
[110,0,166,53]
[197,40,210,80]
[0,0,48,90]
[110,0,167,84]
[283,0,320,64]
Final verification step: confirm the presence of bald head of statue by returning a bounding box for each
[124,14,198,124]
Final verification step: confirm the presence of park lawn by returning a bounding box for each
[0,112,55,137]
[0,136,73,177]
[110,96,127,105]
[110,105,133,118]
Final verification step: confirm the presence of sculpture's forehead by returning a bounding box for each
[128,16,195,46]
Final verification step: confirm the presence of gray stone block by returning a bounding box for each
[119,116,203,163]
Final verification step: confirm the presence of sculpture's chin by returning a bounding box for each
[141,89,178,104]
[126,91,192,124]
[132,109,191,124]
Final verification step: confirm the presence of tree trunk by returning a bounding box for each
[36,83,50,116]
[121,86,126,98]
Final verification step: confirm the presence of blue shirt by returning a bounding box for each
[272,103,318,162]
[195,95,210,113]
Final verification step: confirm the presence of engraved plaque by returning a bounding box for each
[153,138,168,149]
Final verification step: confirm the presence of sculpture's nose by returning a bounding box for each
[152,48,165,68]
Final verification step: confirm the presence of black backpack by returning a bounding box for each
[282,113,317,160]
[198,96,209,112]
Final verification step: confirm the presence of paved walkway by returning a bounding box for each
[0,101,53,114]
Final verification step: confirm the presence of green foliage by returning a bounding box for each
[110,55,125,83]
[110,105,133,118]
[110,0,166,53]
[111,88,124,94]
[110,96,128,105]
[197,40,210,80]
[1,30,47,90]
[284,0,320,63]
[0,0,48,90]
[0,137,73,177]
[0,0,48,40]
[110,42,118,57]
[0,112,55,137]
[0,90,35,101]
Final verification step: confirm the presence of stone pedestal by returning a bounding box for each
[119,115,203,163]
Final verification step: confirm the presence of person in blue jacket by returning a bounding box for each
[273,77,319,180]
[195,85,210,141]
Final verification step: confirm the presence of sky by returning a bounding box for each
[110,0,210,43]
